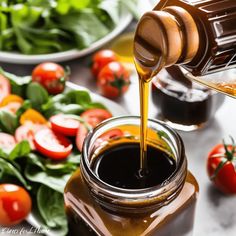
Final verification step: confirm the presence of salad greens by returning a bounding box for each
[0,0,139,54]
[0,68,107,235]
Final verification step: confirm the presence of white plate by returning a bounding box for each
[0,10,132,64]
[26,82,128,236]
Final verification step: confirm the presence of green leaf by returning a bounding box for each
[0,157,30,189]
[58,10,110,49]
[65,90,92,106]
[26,82,49,109]
[0,110,18,134]
[0,68,31,97]
[85,102,107,110]
[37,185,68,232]
[25,164,71,193]
[9,140,31,161]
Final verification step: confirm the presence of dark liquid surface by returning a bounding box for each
[91,143,176,189]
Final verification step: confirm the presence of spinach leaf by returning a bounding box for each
[0,68,31,97]
[26,82,49,109]
[9,140,31,161]
[0,110,18,134]
[0,157,30,189]
[45,153,80,174]
[25,163,71,193]
[43,103,84,118]
[65,90,92,106]
[37,185,68,234]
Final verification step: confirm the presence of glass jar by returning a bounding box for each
[64,116,199,236]
[152,68,225,131]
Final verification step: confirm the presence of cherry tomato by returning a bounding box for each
[0,102,22,114]
[207,139,236,194]
[0,184,32,226]
[92,49,118,77]
[97,62,130,98]
[0,132,16,151]
[76,124,89,152]
[20,109,47,125]
[81,108,112,128]
[0,74,10,103]
[34,129,72,160]
[50,114,80,136]
[15,122,47,150]
[32,62,67,94]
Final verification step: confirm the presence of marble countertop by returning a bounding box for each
[1,36,236,236]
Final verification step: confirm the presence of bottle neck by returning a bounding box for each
[134,6,199,69]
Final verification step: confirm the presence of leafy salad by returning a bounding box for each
[0,67,113,235]
[0,0,139,54]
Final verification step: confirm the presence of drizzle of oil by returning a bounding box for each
[134,24,165,175]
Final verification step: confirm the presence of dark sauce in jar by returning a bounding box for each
[91,143,176,189]
[152,69,225,130]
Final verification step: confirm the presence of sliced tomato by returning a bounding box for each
[34,129,72,160]
[76,124,89,152]
[0,74,10,103]
[15,122,47,150]
[0,102,22,114]
[81,108,112,128]
[0,133,16,151]
[50,114,80,136]
[0,184,32,226]
[20,109,47,125]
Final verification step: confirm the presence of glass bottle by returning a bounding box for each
[64,116,199,236]
[134,0,236,97]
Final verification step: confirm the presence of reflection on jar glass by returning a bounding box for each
[152,67,225,131]
[64,116,199,236]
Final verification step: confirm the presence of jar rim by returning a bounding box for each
[81,116,187,212]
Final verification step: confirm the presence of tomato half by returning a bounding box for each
[0,74,10,103]
[34,129,73,160]
[97,61,130,98]
[76,124,89,152]
[81,108,112,128]
[92,50,118,77]
[0,133,16,151]
[50,114,80,136]
[207,143,236,194]
[0,184,32,226]
[32,62,67,94]
[15,122,47,150]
